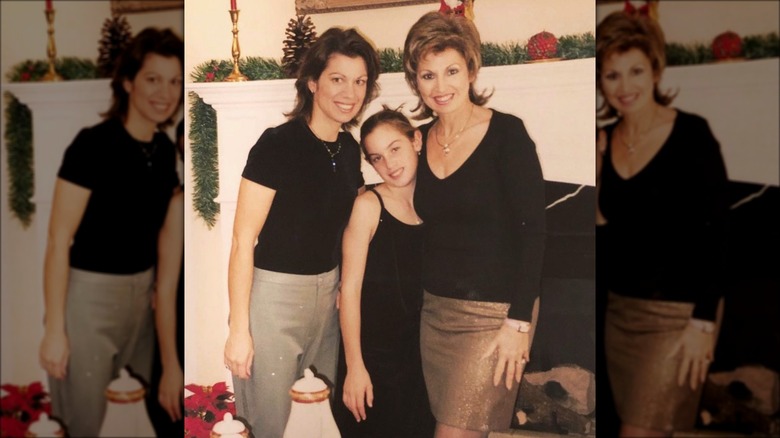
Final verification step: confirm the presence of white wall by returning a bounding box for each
[598,1,780,43]
[0,1,183,386]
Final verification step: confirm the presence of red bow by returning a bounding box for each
[624,0,650,17]
[439,0,466,17]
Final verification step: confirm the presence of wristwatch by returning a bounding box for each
[504,318,531,333]
[689,318,716,334]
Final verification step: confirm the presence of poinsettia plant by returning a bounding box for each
[184,382,236,438]
[0,382,52,437]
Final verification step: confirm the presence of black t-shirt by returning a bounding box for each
[598,110,729,321]
[57,118,179,274]
[241,117,364,274]
[414,110,546,321]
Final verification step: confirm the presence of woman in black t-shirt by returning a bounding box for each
[38,28,183,438]
[223,27,380,438]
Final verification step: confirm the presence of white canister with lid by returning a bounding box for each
[209,412,249,438]
[282,368,340,438]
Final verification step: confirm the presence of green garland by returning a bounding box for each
[4,58,97,227]
[4,94,34,227]
[665,32,779,66]
[188,93,220,228]
[189,35,596,225]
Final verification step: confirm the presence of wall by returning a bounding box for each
[0,0,183,386]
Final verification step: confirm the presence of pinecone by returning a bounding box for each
[98,14,132,78]
[282,15,317,78]
[527,31,559,60]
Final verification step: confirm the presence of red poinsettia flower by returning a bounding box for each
[1,382,51,424]
[184,381,236,435]
[184,415,212,438]
[0,416,28,437]
[205,71,215,82]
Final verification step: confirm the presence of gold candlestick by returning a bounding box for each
[42,9,63,82]
[224,9,248,82]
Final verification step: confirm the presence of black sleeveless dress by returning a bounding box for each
[333,188,435,438]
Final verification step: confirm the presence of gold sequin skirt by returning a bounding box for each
[420,291,537,432]
[605,292,709,432]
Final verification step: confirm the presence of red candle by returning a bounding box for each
[230,0,236,10]
[45,0,52,11]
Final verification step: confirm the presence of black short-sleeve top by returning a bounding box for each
[241,117,365,274]
[598,110,729,321]
[414,110,546,321]
[57,117,179,274]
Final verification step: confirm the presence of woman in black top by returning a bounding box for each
[403,11,546,437]
[596,9,728,437]
[39,28,183,438]
[223,27,380,438]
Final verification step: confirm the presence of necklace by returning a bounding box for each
[621,107,658,155]
[435,104,474,155]
[321,140,342,172]
[139,140,157,167]
[306,121,342,172]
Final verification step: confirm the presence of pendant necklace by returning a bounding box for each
[307,122,342,172]
[435,104,474,155]
[322,139,342,173]
[621,107,658,155]
[139,140,157,168]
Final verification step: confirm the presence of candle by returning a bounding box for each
[45,0,52,11]
[230,0,236,10]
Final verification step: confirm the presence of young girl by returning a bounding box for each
[333,108,435,438]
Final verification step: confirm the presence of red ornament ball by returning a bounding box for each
[527,31,559,60]
[712,31,742,60]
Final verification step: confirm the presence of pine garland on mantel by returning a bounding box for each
[189,35,596,226]
[3,58,98,227]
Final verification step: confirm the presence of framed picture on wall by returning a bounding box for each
[110,0,184,14]
[296,0,437,14]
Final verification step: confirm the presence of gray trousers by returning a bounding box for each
[48,268,154,438]
[233,267,340,438]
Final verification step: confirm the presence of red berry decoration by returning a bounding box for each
[527,31,559,60]
[712,31,742,60]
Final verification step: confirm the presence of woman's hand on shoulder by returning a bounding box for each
[224,330,254,379]
[482,325,530,390]
[343,365,373,422]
